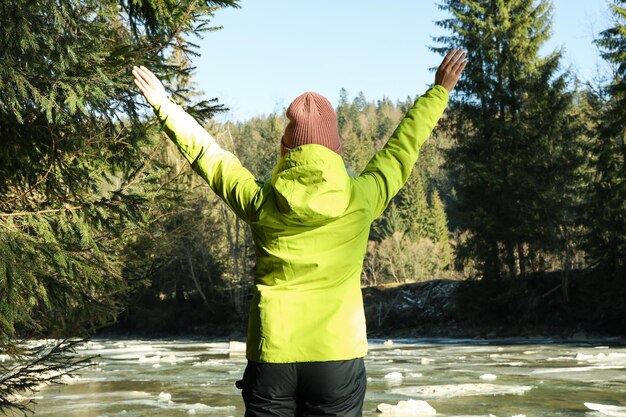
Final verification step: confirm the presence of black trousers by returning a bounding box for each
[240,358,366,417]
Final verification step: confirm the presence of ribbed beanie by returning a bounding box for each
[281,92,342,156]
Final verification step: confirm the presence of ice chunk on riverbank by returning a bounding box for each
[389,383,533,399]
[377,399,436,415]
[384,372,403,380]
[584,403,626,417]
[480,373,497,381]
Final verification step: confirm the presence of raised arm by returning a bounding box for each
[132,66,262,222]
[356,49,466,219]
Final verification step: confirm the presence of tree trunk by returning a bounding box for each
[484,239,501,279]
[505,240,517,279]
[517,240,526,279]
[186,247,210,308]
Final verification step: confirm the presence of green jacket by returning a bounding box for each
[155,85,449,363]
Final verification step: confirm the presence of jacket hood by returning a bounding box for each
[271,144,350,222]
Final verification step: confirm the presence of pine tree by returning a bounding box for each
[0,0,238,411]
[434,0,581,279]
[396,170,431,240]
[430,191,449,245]
[584,0,626,278]
[429,190,452,273]
[337,90,375,175]
[372,202,407,240]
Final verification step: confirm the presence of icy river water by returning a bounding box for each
[29,338,626,417]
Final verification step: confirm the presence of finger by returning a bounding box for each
[455,60,468,75]
[134,79,156,104]
[133,72,149,90]
[134,77,153,99]
[133,66,155,88]
[140,65,161,88]
[440,48,458,68]
[133,78,148,96]
[132,67,151,86]
[450,51,467,71]
[449,49,465,65]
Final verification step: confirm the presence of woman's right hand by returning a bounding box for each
[434,48,467,92]
[132,65,169,108]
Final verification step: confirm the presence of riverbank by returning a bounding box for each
[99,269,625,340]
[363,271,625,339]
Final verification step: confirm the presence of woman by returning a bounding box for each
[132,48,466,417]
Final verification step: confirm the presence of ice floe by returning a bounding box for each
[138,355,161,363]
[384,372,403,380]
[162,354,177,364]
[531,365,624,374]
[158,391,172,402]
[479,373,497,381]
[229,341,246,356]
[504,362,525,367]
[584,402,626,417]
[59,374,82,384]
[389,383,533,399]
[377,399,436,415]
[575,352,626,366]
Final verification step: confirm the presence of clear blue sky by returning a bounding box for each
[192,0,612,122]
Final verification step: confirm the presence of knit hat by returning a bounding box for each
[281,92,342,156]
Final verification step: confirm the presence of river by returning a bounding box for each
[29,338,626,416]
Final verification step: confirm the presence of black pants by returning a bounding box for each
[240,358,366,417]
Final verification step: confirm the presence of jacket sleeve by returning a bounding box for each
[355,85,449,219]
[154,98,262,222]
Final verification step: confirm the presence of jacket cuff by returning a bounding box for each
[153,96,177,120]
[428,84,450,106]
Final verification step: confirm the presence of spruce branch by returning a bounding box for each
[0,338,94,415]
